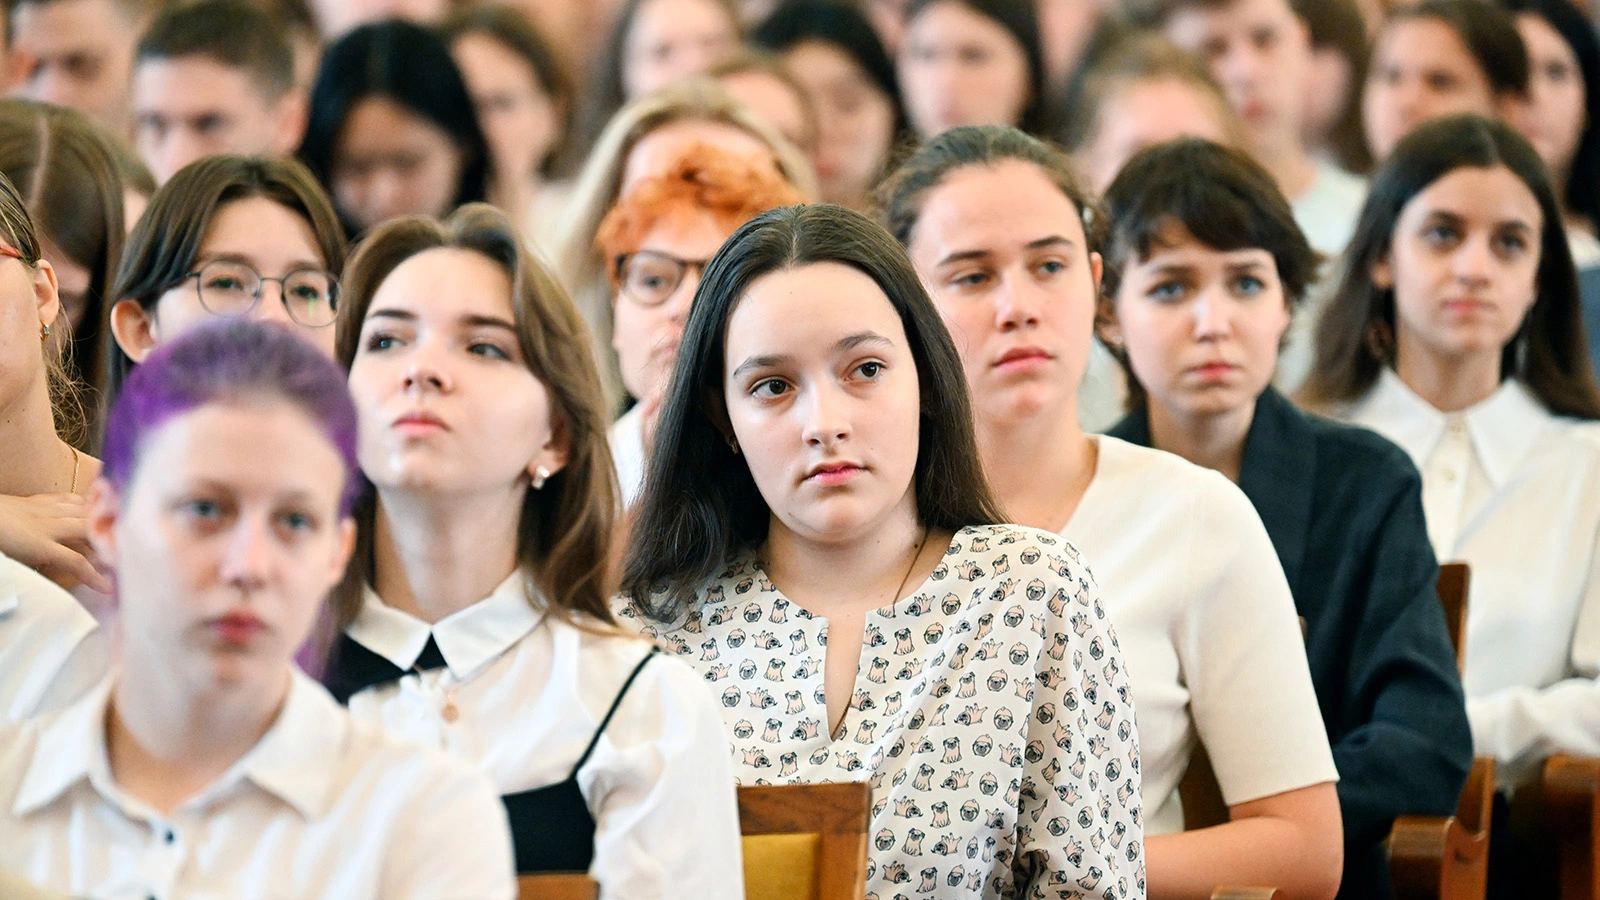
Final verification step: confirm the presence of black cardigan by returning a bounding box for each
[1111,388,1474,900]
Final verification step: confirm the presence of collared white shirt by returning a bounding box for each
[1065,437,1339,834]
[0,670,515,900]
[609,405,647,508]
[345,575,744,900]
[0,553,105,723]
[1343,371,1600,782]
[618,524,1145,900]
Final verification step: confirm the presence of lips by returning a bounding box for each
[393,409,447,433]
[804,461,865,486]
[994,346,1052,370]
[210,611,265,646]
[1187,360,1240,381]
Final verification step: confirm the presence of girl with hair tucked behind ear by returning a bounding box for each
[324,203,743,895]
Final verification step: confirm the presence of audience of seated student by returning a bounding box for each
[710,50,820,160]
[1361,0,1528,163]
[1097,137,1473,900]
[1152,0,1367,261]
[5,0,154,135]
[131,0,307,186]
[750,0,909,212]
[0,171,106,720]
[106,155,345,408]
[297,20,489,239]
[1295,0,1373,175]
[1303,115,1600,793]
[0,100,127,413]
[617,201,1144,898]
[323,204,743,893]
[554,80,815,409]
[578,0,743,152]
[897,0,1052,139]
[884,124,1341,900]
[0,319,517,899]
[442,3,575,255]
[595,146,801,505]
[1058,35,1246,430]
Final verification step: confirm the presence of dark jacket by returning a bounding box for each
[1111,388,1474,900]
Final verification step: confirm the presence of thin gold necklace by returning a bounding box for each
[66,445,80,493]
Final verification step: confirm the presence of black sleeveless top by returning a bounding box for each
[324,634,660,873]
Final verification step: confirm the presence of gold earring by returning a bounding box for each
[532,466,550,490]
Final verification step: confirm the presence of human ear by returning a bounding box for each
[29,257,61,331]
[110,298,160,363]
[273,93,310,154]
[1094,294,1125,352]
[1370,255,1395,290]
[529,414,571,481]
[84,479,121,571]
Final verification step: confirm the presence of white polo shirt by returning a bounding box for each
[0,670,515,900]
[0,553,105,723]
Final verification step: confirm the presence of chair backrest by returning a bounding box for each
[1437,563,1471,673]
[516,873,599,900]
[739,782,871,900]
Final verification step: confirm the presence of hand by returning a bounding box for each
[0,493,112,594]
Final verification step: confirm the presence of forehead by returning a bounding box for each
[725,261,906,358]
[12,0,124,45]
[1132,223,1278,267]
[1400,164,1543,225]
[910,160,1086,257]
[1167,0,1295,37]
[340,97,454,153]
[198,197,325,267]
[1377,18,1477,69]
[1105,78,1232,142]
[127,401,345,503]
[135,56,269,107]
[367,246,515,320]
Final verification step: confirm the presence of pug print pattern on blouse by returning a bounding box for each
[619,524,1144,899]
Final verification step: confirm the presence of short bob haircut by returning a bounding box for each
[0,99,126,426]
[106,155,346,413]
[1099,138,1318,409]
[1302,114,1600,419]
[102,317,361,516]
[333,203,619,631]
[901,0,1053,137]
[1502,0,1600,234]
[297,19,489,237]
[1375,0,1531,101]
[621,203,1003,620]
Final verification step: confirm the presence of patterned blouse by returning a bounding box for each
[617,524,1144,899]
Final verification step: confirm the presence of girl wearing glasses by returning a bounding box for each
[106,155,346,411]
[326,204,743,895]
[0,319,516,899]
[596,144,802,504]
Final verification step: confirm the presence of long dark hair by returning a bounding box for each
[751,0,910,140]
[621,203,1002,620]
[334,204,619,630]
[1302,114,1600,419]
[902,0,1052,137]
[297,19,489,237]
[1502,0,1600,233]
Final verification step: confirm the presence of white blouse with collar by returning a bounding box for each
[1342,370,1600,782]
[0,670,514,900]
[1064,437,1338,834]
[344,576,744,900]
[618,524,1145,900]
[0,553,105,724]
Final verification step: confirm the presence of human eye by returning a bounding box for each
[362,328,402,352]
[1035,258,1068,278]
[948,268,991,290]
[468,340,512,360]
[276,508,319,536]
[176,496,230,531]
[750,378,791,399]
[1494,230,1531,256]
[1231,274,1265,296]
[1423,223,1460,248]
[853,360,886,380]
[1147,279,1186,302]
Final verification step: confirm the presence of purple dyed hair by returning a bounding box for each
[101,319,362,515]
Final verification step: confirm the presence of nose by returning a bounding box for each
[1451,235,1495,285]
[1191,290,1232,340]
[218,514,272,592]
[252,279,296,327]
[994,274,1043,331]
[401,340,451,394]
[1218,44,1262,91]
[801,381,851,448]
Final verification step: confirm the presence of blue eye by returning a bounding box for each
[1149,281,1185,302]
[364,331,399,352]
[469,342,510,360]
[187,499,222,519]
[1233,275,1265,296]
[279,510,315,532]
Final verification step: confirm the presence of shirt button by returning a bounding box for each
[1448,420,1466,436]
[164,828,176,844]
[1442,470,1457,483]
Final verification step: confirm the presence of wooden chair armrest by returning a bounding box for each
[516,873,599,900]
[1385,757,1495,900]
[1210,889,1283,899]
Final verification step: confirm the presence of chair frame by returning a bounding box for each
[739,782,871,900]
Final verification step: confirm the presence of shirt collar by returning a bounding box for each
[13,671,346,821]
[349,572,541,679]
[1360,369,1551,486]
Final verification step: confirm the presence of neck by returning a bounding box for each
[1146,399,1255,483]
[1395,333,1503,413]
[106,658,290,815]
[976,399,1097,531]
[371,487,524,623]
[0,372,75,496]
[762,492,927,615]
[1253,134,1318,202]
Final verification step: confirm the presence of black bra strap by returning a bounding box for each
[570,646,660,777]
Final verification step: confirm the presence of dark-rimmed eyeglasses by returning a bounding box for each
[188,259,340,328]
[613,250,712,307]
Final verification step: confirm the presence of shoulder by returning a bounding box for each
[0,555,95,634]
[1298,406,1423,491]
[1097,436,1260,521]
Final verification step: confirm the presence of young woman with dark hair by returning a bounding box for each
[1304,114,1600,787]
[897,0,1052,139]
[1096,137,1472,900]
[618,202,1143,898]
[325,203,742,893]
[882,125,1341,899]
[0,319,515,898]
[297,19,489,237]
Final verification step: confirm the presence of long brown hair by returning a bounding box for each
[334,203,620,629]
[1301,115,1600,419]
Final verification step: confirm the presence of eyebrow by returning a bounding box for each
[364,308,517,333]
[935,235,1076,268]
[195,251,324,271]
[730,330,895,379]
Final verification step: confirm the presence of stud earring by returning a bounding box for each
[40,322,49,341]
[532,466,550,490]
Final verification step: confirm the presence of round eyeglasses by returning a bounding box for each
[189,259,340,328]
[613,250,712,307]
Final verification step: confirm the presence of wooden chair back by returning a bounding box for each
[516,873,599,900]
[1436,563,1471,672]
[739,782,871,900]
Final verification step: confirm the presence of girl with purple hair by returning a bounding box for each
[0,319,516,899]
